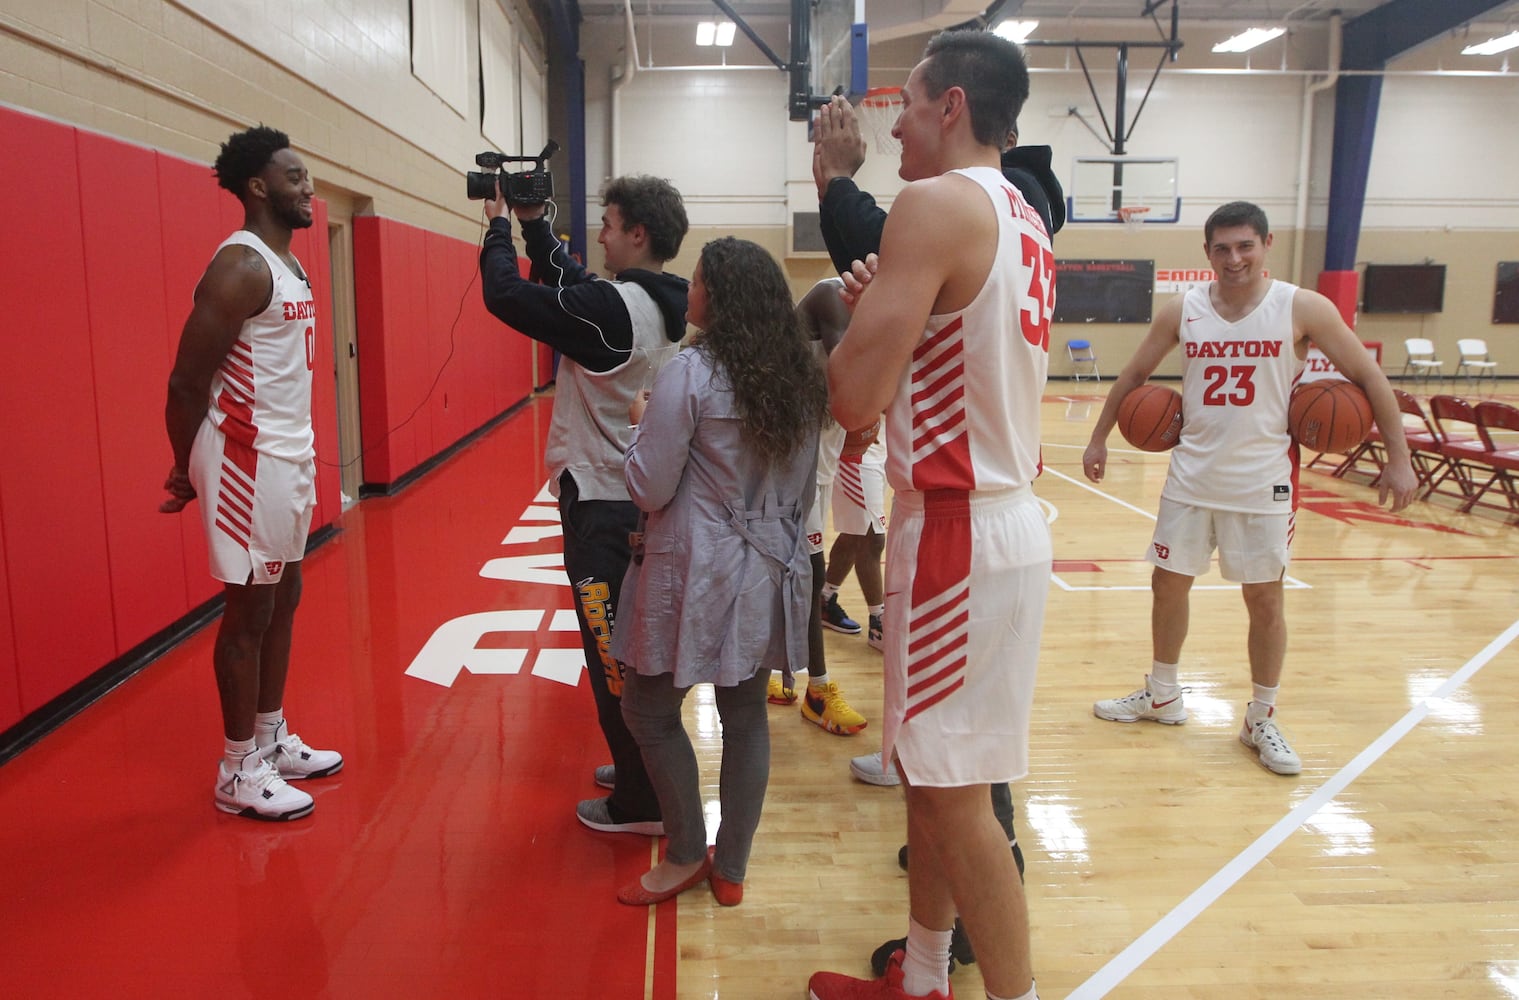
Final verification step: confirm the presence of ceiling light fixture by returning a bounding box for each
[1462,30,1519,56]
[993,20,1038,44]
[696,21,736,47]
[1212,27,1286,53]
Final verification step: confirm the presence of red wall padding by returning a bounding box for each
[78,132,192,656]
[352,217,535,488]
[0,109,118,712]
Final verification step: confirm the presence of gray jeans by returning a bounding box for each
[621,667,771,881]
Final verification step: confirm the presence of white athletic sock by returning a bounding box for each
[900,916,952,997]
[1248,685,1279,722]
[821,582,840,601]
[807,672,830,690]
[868,603,884,618]
[1149,661,1180,692]
[253,709,284,748]
[224,736,257,771]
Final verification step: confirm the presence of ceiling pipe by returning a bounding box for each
[610,0,642,178]
[1291,12,1341,287]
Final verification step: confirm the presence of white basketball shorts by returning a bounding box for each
[188,417,315,586]
[831,438,887,536]
[1145,497,1293,584]
[881,486,1052,788]
[806,423,847,555]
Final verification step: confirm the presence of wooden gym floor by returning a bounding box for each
[1,385,1515,999]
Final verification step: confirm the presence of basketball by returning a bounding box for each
[1117,384,1184,452]
[1289,379,1374,454]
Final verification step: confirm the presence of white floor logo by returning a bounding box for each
[404,483,585,688]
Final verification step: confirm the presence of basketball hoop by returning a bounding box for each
[857,87,903,157]
[1118,205,1151,233]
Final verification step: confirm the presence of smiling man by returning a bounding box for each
[162,126,342,822]
[1082,200,1417,776]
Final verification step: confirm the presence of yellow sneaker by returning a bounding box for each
[801,682,868,735]
[767,674,797,705]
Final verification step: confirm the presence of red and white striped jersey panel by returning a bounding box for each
[204,231,316,462]
[884,167,1050,495]
[214,434,259,551]
[902,496,973,722]
[835,454,866,509]
[905,317,974,490]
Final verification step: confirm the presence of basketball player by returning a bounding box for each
[820,422,888,655]
[767,283,871,735]
[813,91,1064,978]
[808,30,1049,1000]
[161,126,342,822]
[480,176,688,835]
[1082,200,1418,776]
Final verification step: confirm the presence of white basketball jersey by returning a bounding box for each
[1164,279,1304,513]
[204,231,316,462]
[884,167,1052,494]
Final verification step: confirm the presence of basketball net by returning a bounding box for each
[1118,205,1150,233]
[857,87,903,157]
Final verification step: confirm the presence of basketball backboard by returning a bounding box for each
[1067,156,1180,223]
[789,0,867,121]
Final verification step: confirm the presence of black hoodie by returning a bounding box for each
[481,215,689,373]
[817,144,1065,275]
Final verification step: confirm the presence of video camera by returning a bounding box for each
[466,140,559,203]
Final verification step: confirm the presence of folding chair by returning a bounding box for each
[1333,388,1443,496]
[1067,339,1100,382]
[1425,394,1491,509]
[1401,338,1444,391]
[1471,400,1519,513]
[1455,339,1498,395]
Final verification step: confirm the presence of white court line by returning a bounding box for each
[1066,616,1519,1000]
[1040,466,1309,592]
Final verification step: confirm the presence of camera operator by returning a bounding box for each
[480,175,690,837]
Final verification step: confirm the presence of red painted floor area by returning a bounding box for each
[0,398,676,999]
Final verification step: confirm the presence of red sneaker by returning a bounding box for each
[808,949,952,1000]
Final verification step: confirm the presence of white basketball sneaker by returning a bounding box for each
[259,720,344,780]
[215,754,314,822]
[1093,676,1188,724]
[848,750,901,787]
[1240,705,1302,775]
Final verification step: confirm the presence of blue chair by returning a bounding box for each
[1067,339,1100,381]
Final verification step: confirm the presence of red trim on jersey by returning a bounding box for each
[909,318,974,490]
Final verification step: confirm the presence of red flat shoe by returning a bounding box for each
[616,855,712,906]
[707,847,743,906]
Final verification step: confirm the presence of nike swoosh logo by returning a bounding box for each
[1185,316,1202,323]
[1151,697,1180,709]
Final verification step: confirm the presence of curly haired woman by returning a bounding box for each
[612,238,828,906]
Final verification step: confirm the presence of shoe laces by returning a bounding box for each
[1251,717,1294,753]
[277,732,310,755]
[242,758,288,793]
